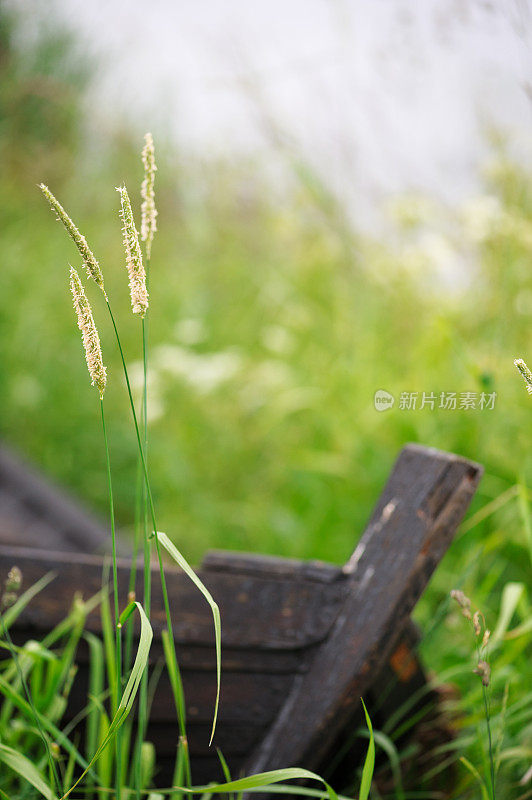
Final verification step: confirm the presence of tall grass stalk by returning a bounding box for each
[40,145,221,795]
[137,143,192,789]
[100,397,123,800]
[105,296,208,763]
[134,231,152,800]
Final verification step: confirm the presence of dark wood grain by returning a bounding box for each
[0,545,346,651]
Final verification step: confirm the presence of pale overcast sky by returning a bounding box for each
[11,0,532,221]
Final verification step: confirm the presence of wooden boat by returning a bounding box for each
[0,443,482,789]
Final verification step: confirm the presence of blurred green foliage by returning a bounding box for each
[0,4,531,795]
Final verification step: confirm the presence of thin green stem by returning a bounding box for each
[474,635,495,800]
[124,457,142,674]
[106,299,190,788]
[483,686,495,800]
[141,302,151,620]
[135,305,152,799]
[100,397,122,800]
[105,302,157,540]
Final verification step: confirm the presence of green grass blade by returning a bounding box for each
[96,706,113,797]
[155,531,221,744]
[162,627,191,789]
[359,728,404,800]
[216,748,232,784]
[0,743,58,800]
[63,737,78,794]
[517,479,532,566]
[492,581,525,644]
[85,631,105,789]
[459,756,490,800]
[358,699,375,800]
[1,572,56,631]
[0,673,98,781]
[60,601,153,799]
[141,741,157,790]
[182,769,338,800]
[161,629,187,733]
[101,581,117,714]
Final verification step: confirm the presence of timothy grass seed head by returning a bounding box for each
[40,184,105,293]
[117,185,149,317]
[473,659,491,686]
[2,565,22,610]
[69,266,107,397]
[141,132,157,258]
[514,358,532,394]
[450,588,472,619]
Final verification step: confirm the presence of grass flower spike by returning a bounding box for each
[514,358,532,394]
[450,588,472,619]
[117,185,149,317]
[141,132,157,258]
[69,266,107,397]
[40,184,105,292]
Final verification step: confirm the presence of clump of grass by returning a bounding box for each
[32,134,221,798]
[0,132,382,800]
[4,124,530,798]
[450,589,495,800]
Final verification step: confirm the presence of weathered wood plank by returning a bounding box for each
[0,545,345,650]
[245,444,482,775]
[202,551,341,584]
[0,445,109,554]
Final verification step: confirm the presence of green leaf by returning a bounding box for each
[60,600,153,799]
[162,628,187,739]
[0,673,97,781]
[101,583,117,713]
[141,740,157,789]
[459,756,490,800]
[1,571,56,631]
[182,768,338,800]
[517,480,532,566]
[0,743,58,800]
[119,599,138,627]
[359,699,375,800]
[84,631,104,787]
[216,747,232,784]
[155,531,221,744]
[369,730,403,800]
[492,582,525,644]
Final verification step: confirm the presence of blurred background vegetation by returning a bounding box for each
[1,3,531,795]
